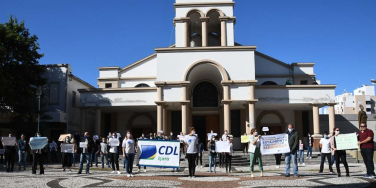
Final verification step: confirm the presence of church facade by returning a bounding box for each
[79,0,337,150]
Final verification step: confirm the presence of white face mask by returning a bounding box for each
[254,132,258,136]
[288,128,293,132]
[192,131,196,134]
[335,131,340,135]
[127,134,131,138]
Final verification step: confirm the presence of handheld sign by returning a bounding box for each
[262,127,269,132]
[260,134,290,155]
[30,137,48,150]
[241,135,250,143]
[335,133,358,150]
[58,134,71,142]
[207,133,217,140]
[215,141,230,152]
[79,142,87,148]
[2,137,16,146]
[109,138,119,146]
[61,144,74,153]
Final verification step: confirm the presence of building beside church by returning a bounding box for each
[335,85,375,115]
[79,0,337,150]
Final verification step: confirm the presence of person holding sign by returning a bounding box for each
[78,132,94,174]
[31,132,45,175]
[61,136,74,172]
[285,124,299,177]
[207,135,217,173]
[185,127,199,178]
[330,127,349,177]
[319,131,334,174]
[2,134,17,172]
[108,133,120,174]
[357,122,375,179]
[248,128,263,177]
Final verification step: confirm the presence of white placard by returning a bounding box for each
[61,144,74,153]
[30,137,48,150]
[215,141,230,152]
[109,138,119,146]
[260,134,290,155]
[79,142,87,148]
[262,127,269,132]
[207,133,217,140]
[2,137,16,146]
[138,140,180,168]
[335,133,358,150]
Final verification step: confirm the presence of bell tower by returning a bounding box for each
[173,0,236,47]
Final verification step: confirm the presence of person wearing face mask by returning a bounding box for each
[123,131,136,177]
[225,135,233,173]
[298,139,305,166]
[31,132,45,175]
[285,124,299,177]
[2,134,17,172]
[157,131,164,140]
[185,127,199,178]
[208,135,217,173]
[179,132,185,157]
[78,132,94,174]
[108,133,120,174]
[330,127,349,177]
[100,137,110,169]
[306,133,313,159]
[49,140,57,163]
[70,138,77,166]
[168,132,175,140]
[319,131,334,174]
[18,134,28,171]
[222,130,229,141]
[196,138,204,168]
[61,136,73,172]
[248,128,263,177]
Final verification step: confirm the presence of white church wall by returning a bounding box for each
[81,91,157,107]
[120,56,157,78]
[175,23,185,47]
[119,80,156,88]
[226,21,235,46]
[255,54,290,75]
[294,66,314,75]
[163,86,183,101]
[100,70,118,78]
[230,85,249,100]
[157,50,255,81]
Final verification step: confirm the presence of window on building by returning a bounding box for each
[105,83,112,88]
[300,80,308,85]
[72,91,76,107]
[341,109,343,112]
[353,101,354,103]
[261,81,278,85]
[366,101,371,104]
[366,108,371,112]
[49,82,60,105]
[353,108,355,110]
[135,84,150,88]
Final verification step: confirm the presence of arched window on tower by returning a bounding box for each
[207,10,222,46]
[135,83,150,88]
[187,11,202,47]
[261,81,278,85]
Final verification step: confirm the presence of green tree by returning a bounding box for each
[0,15,45,118]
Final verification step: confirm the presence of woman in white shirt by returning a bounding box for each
[225,135,233,173]
[184,127,198,178]
[248,128,263,177]
[123,131,137,177]
[108,133,120,174]
[319,131,334,173]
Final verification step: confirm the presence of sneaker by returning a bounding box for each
[285,174,290,177]
[368,175,375,179]
[346,173,350,177]
[338,173,341,177]
[330,171,336,174]
[309,157,312,159]
[137,169,140,172]
[127,174,130,177]
[294,174,299,177]
[130,174,134,177]
[302,163,306,166]
[69,169,72,172]
[192,176,195,178]
[201,166,203,168]
[276,165,280,169]
[144,170,147,172]
[260,172,263,177]
[77,172,81,174]
[306,157,309,159]
[251,173,254,178]
[111,171,115,174]
[117,171,121,175]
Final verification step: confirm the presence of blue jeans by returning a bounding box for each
[209,155,217,172]
[307,146,312,157]
[78,153,91,173]
[125,153,135,174]
[72,153,75,165]
[101,154,109,168]
[298,150,304,163]
[18,151,27,169]
[285,150,298,175]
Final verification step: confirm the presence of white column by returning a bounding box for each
[312,104,320,135]
[182,19,190,47]
[181,83,189,134]
[220,18,227,46]
[156,86,163,132]
[248,103,255,129]
[222,83,231,132]
[328,103,336,134]
[201,17,209,47]
[163,105,168,135]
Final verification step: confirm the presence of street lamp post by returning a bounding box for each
[30,85,43,132]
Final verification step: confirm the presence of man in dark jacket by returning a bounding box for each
[78,132,94,174]
[285,124,299,177]
[18,134,28,170]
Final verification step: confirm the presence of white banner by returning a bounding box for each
[30,137,48,150]
[335,133,358,150]
[109,138,119,146]
[138,140,180,168]
[260,134,290,155]
[207,133,217,141]
[61,144,75,153]
[215,141,230,152]
[2,137,16,146]
[79,142,87,148]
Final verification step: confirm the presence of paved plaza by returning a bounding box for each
[0,162,375,188]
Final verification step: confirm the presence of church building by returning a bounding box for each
[79,0,337,150]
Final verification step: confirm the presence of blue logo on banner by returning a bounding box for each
[140,145,157,160]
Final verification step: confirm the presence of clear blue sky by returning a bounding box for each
[1,0,375,95]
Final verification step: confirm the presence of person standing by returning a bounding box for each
[225,135,233,173]
[108,133,120,174]
[306,133,313,159]
[91,138,100,167]
[208,135,217,173]
[18,134,28,171]
[185,127,198,178]
[77,132,94,174]
[298,139,305,166]
[49,140,57,163]
[123,131,136,177]
[331,127,349,177]
[168,132,175,140]
[285,124,299,177]
[71,138,77,166]
[31,132,45,175]
[61,136,73,172]
[249,128,263,177]
[357,122,375,178]
[2,134,17,172]
[74,132,80,152]
[0,137,4,167]
[196,138,204,168]
[319,131,334,174]
[100,137,110,169]
[179,132,185,157]
[243,133,249,155]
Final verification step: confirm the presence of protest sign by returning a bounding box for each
[138,139,180,168]
[109,138,119,146]
[79,142,87,148]
[335,133,358,150]
[58,134,71,142]
[207,133,217,140]
[2,137,16,146]
[29,137,48,150]
[61,144,74,153]
[215,141,230,152]
[260,134,290,155]
[241,135,250,143]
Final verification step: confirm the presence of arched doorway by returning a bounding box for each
[256,110,286,134]
[127,113,156,138]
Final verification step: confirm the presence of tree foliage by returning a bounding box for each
[0,15,46,115]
